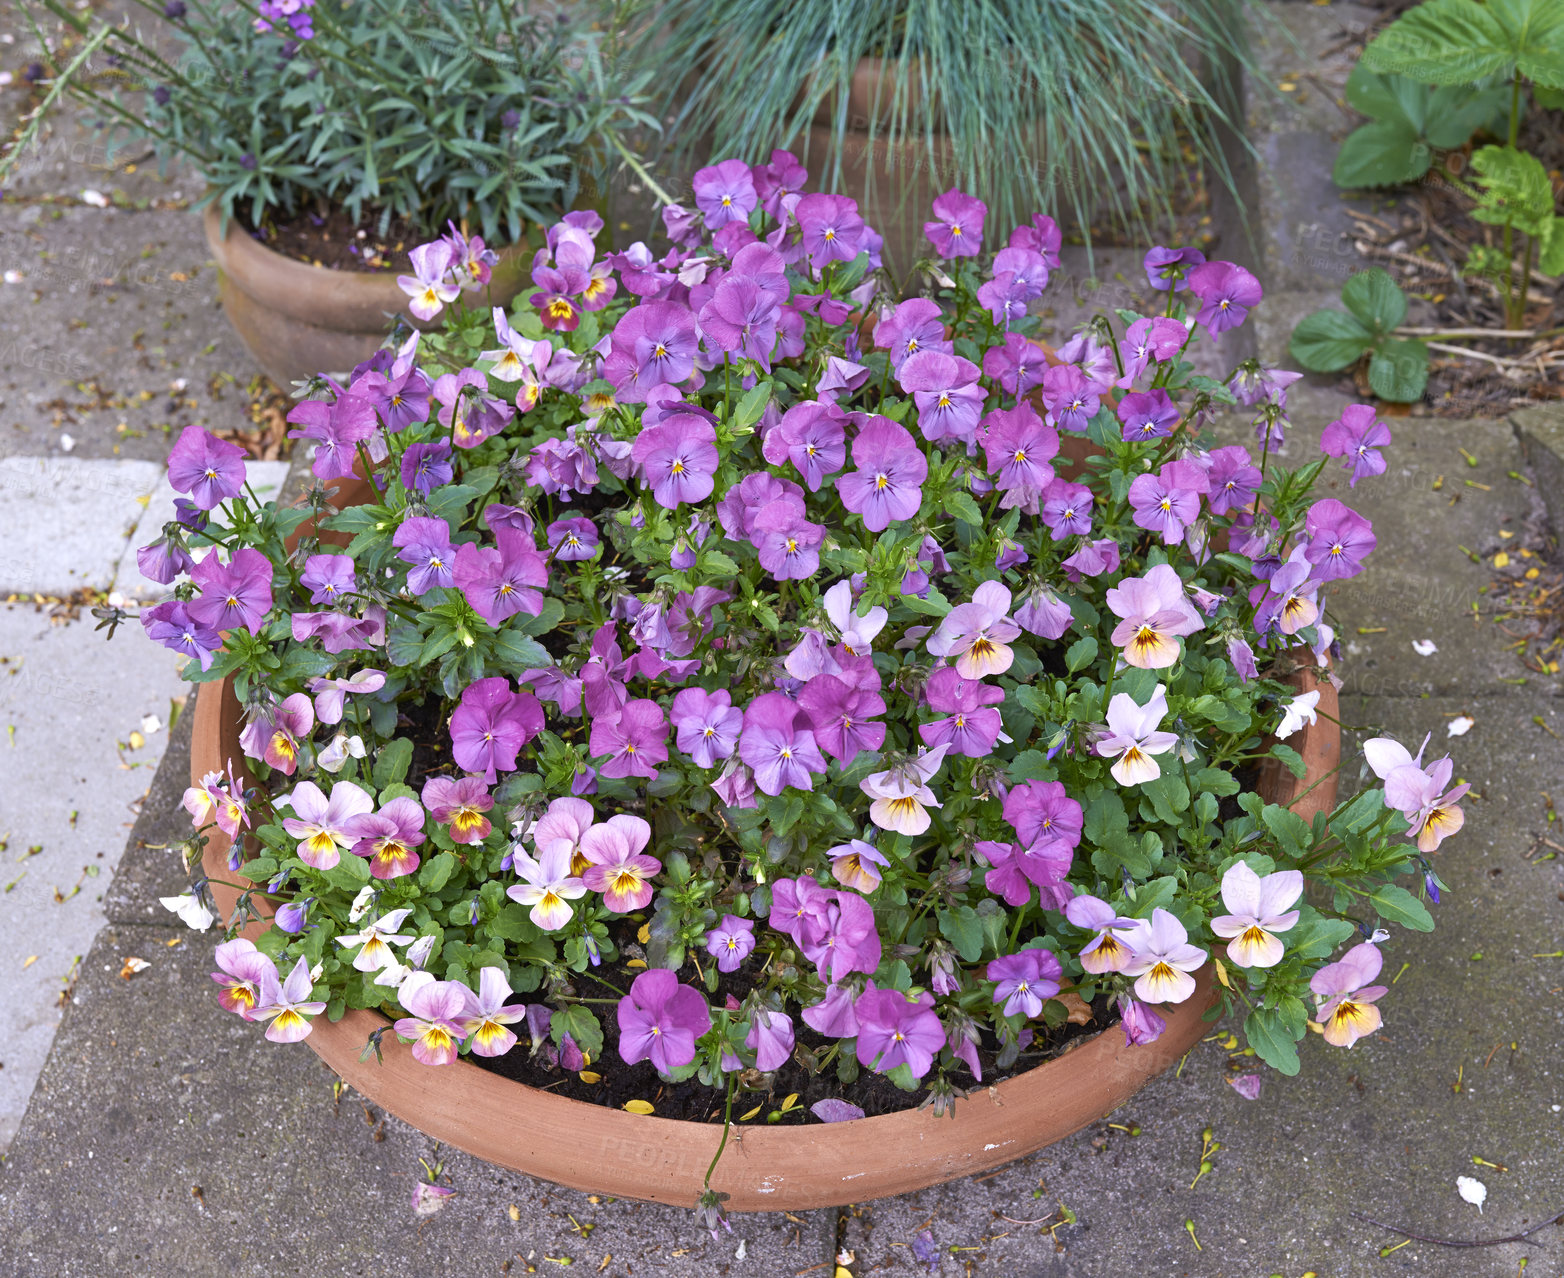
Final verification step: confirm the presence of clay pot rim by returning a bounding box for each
[201,203,532,334]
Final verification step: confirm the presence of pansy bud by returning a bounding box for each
[274,898,313,933]
[406,934,436,969]
[348,885,377,923]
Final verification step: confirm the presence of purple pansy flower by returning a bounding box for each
[751,500,826,580]
[299,554,355,607]
[421,775,494,846]
[982,331,1049,397]
[1187,260,1263,333]
[796,192,865,267]
[1142,244,1207,291]
[547,517,599,562]
[692,158,757,228]
[918,667,1005,757]
[448,677,544,784]
[746,1007,795,1072]
[188,548,273,635]
[797,673,887,767]
[705,915,756,973]
[452,529,549,626]
[1117,389,1180,443]
[874,298,950,371]
[1128,459,1210,544]
[252,958,327,1044]
[1205,445,1262,515]
[923,189,986,258]
[987,949,1063,1019]
[166,425,248,510]
[589,699,669,780]
[836,417,928,532]
[392,516,455,595]
[393,972,476,1066]
[616,968,712,1073]
[927,580,1021,679]
[632,412,719,508]
[982,404,1058,505]
[854,985,947,1078]
[1304,498,1376,580]
[1320,403,1392,487]
[400,440,453,495]
[1040,362,1099,433]
[1041,479,1093,540]
[142,600,223,670]
[770,401,847,492]
[899,350,986,444]
[739,691,827,795]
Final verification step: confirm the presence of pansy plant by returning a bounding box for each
[137,158,1460,1151]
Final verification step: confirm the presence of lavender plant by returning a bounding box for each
[140,155,1464,1144]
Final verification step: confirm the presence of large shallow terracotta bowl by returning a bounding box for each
[192,661,1338,1211]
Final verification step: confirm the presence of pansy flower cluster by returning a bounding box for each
[143,152,1460,1108]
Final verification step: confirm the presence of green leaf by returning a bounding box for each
[1065,635,1099,673]
[899,588,951,618]
[1244,1008,1302,1076]
[1361,0,1564,88]
[551,1004,605,1062]
[1286,909,1358,962]
[418,851,456,892]
[1342,268,1408,334]
[1269,743,1307,781]
[939,905,985,963]
[1539,216,1564,276]
[1142,775,1190,825]
[486,902,541,942]
[1368,339,1430,403]
[1289,309,1375,371]
[1334,118,1429,189]
[1470,145,1557,235]
[492,629,553,671]
[944,491,983,527]
[324,853,371,891]
[730,381,773,432]
[372,737,413,789]
[1370,884,1436,932]
[1261,804,1313,859]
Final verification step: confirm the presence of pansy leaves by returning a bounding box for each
[371,737,413,789]
[551,1004,605,1062]
[939,905,986,963]
[1370,883,1437,932]
[1290,309,1375,371]
[1244,1007,1302,1076]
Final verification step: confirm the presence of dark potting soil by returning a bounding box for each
[466,913,1117,1123]
[237,200,418,273]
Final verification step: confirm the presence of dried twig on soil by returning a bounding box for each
[1351,1207,1564,1248]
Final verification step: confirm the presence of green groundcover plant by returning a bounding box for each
[131,152,1464,1217]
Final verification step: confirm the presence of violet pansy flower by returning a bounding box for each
[616,968,711,1073]
[253,958,328,1044]
[394,971,477,1066]
[987,949,1063,1019]
[1187,260,1262,333]
[705,915,756,973]
[923,188,986,258]
[739,691,826,795]
[580,814,660,912]
[835,416,929,531]
[854,984,946,1078]
[421,776,494,846]
[1064,895,1140,974]
[166,425,247,510]
[1320,404,1392,487]
[279,778,373,869]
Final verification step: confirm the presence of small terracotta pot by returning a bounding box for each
[202,205,531,387]
[191,659,1336,1211]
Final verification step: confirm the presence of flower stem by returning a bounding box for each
[704,1071,738,1190]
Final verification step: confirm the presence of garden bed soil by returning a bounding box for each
[1327,22,1564,415]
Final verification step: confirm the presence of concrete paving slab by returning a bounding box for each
[839,693,1564,1278]
[0,603,188,1150]
[0,916,837,1277]
[2,455,161,594]
[0,205,266,463]
[113,458,292,598]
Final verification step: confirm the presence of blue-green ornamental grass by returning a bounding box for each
[139,159,1465,1150]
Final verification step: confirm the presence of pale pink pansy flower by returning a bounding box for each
[1210,862,1303,968]
[1121,908,1207,1004]
[580,814,660,912]
[210,938,277,1018]
[335,907,416,973]
[393,971,478,1065]
[1104,563,1204,669]
[462,966,529,1057]
[926,580,1021,679]
[507,838,588,930]
[1064,894,1141,974]
[252,958,328,1043]
[278,779,374,869]
[823,580,887,655]
[1310,941,1387,1047]
[861,745,949,835]
[1095,685,1179,786]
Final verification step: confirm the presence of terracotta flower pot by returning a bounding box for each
[190,659,1337,1211]
[202,204,532,387]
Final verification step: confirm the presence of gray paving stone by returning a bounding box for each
[3,455,162,593]
[0,914,836,1278]
[0,602,189,1150]
[0,205,267,463]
